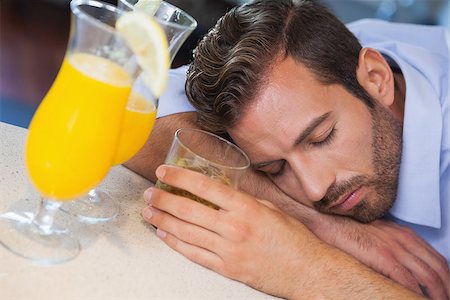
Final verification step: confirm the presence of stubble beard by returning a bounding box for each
[315,103,403,223]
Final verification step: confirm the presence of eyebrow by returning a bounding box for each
[252,111,332,169]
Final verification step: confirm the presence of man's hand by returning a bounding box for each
[312,214,450,299]
[143,166,319,298]
[141,165,421,299]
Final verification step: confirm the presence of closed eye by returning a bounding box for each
[311,127,336,147]
[267,160,286,179]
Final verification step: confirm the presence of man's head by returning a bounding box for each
[186,0,403,223]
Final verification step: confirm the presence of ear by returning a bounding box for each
[356,48,395,108]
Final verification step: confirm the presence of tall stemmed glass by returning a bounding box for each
[61,0,197,223]
[119,0,198,61]
[0,0,141,264]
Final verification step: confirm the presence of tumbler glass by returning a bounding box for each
[156,128,250,209]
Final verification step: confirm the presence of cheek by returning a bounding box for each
[334,119,374,174]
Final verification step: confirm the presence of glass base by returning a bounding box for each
[0,212,80,264]
[60,189,119,224]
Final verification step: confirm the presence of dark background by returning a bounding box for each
[1,0,448,128]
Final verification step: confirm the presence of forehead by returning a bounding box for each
[228,56,337,160]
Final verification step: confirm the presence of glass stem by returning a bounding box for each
[33,198,62,235]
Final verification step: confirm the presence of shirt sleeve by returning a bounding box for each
[156,65,196,118]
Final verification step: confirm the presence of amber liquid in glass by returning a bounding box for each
[155,157,232,210]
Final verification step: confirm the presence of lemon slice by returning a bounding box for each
[134,0,162,16]
[116,11,170,98]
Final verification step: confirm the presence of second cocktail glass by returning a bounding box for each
[62,0,198,223]
[119,0,198,60]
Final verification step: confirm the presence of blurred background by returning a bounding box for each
[1,0,449,128]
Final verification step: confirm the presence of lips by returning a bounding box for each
[329,187,362,213]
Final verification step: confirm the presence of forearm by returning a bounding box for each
[239,169,319,227]
[290,238,424,300]
[124,112,199,182]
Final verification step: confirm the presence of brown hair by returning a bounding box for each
[186,0,373,133]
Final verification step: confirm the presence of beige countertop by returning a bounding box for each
[0,122,276,300]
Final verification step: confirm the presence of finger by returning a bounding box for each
[155,227,225,274]
[144,187,152,204]
[388,222,446,264]
[402,238,450,299]
[155,165,250,211]
[142,205,223,253]
[376,251,423,295]
[395,249,448,300]
[147,187,230,236]
[406,236,449,295]
[384,222,450,296]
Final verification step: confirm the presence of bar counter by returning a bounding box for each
[0,122,277,300]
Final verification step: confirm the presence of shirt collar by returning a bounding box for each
[374,45,443,228]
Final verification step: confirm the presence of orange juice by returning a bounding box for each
[113,92,157,165]
[114,93,156,164]
[25,53,131,200]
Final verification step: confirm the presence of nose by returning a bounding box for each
[288,156,335,203]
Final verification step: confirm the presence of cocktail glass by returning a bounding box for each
[156,128,250,209]
[0,0,141,264]
[62,0,197,223]
[118,0,198,61]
